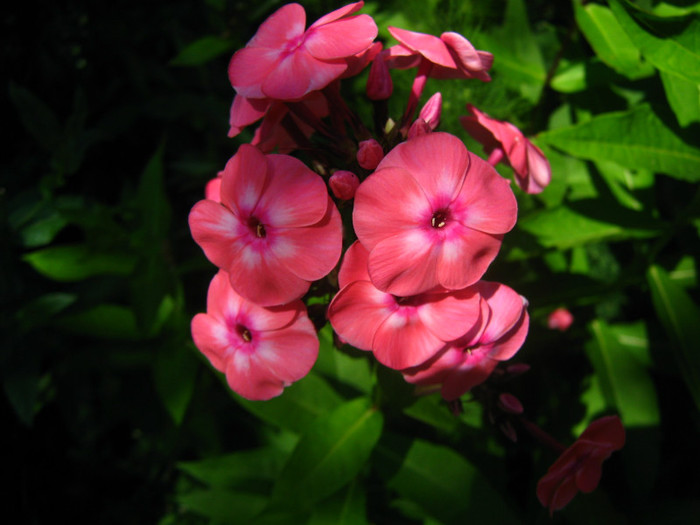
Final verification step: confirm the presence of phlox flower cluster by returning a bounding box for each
[189,2,549,407]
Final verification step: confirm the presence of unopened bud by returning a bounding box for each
[418,92,442,130]
[498,393,524,415]
[357,139,384,170]
[366,54,393,101]
[407,118,431,139]
[548,307,574,331]
[329,170,360,200]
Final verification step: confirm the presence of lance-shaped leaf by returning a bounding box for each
[609,0,700,84]
[574,1,654,79]
[659,69,700,127]
[538,104,700,181]
[23,244,137,282]
[270,397,383,510]
[648,264,700,411]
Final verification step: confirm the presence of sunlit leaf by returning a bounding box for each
[610,0,700,84]
[586,320,659,427]
[270,397,383,510]
[539,104,700,181]
[23,244,137,282]
[659,69,700,127]
[647,265,700,411]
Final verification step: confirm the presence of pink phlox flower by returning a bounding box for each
[205,170,224,202]
[548,307,574,331]
[386,27,493,81]
[460,104,551,194]
[353,132,518,297]
[537,415,625,515]
[191,270,319,400]
[328,241,483,370]
[228,2,378,101]
[189,144,342,307]
[402,281,529,400]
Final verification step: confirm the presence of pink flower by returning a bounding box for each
[228,2,377,101]
[537,416,625,515]
[548,307,574,331]
[191,270,318,400]
[356,138,384,170]
[328,241,482,370]
[386,28,493,81]
[460,104,551,194]
[402,281,529,400]
[353,132,518,296]
[329,170,360,200]
[189,144,342,306]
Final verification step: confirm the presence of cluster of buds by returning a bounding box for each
[188,1,552,402]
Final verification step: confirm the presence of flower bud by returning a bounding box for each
[356,139,384,170]
[366,54,393,100]
[407,118,431,139]
[498,392,524,415]
[329,170,360,200]
[418,92,442,130]
[548,307,573,331]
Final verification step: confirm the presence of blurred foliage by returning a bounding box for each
[3,0,700,523]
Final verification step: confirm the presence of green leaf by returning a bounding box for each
[574,2,654,79]
[647,265,700,411]
[8,81,62,151]
[153,341,198,425]
[518,201,662,249]
[538,104,700,181]
[586,320,659,427]
[23,244,137,281]
[594,160,654,211]
[308,480,369,525]
[178,446,289,490]
[314,324,372,394]
[380,438,517,524]
[610,0,700,84]
[170,36,235,66]
[271,397,383,510]
[659,69,700,127]
[57,304,140,340]
[177,489,268,523]
[235,372,344,433]
[479,0,546,102]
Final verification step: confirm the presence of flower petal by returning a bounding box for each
[305,15,377,60]
[262,49,346,100]
[417,287,482,343]
[191,313,230,372]
[225,351,285,401]
[436,228,504,290]
[388,27,456,68]
[188,200,246,270]
[220,144,268,217]
[338,240,371,288]
[373,309,444,369]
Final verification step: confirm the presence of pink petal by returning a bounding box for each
[238,298,301,333]
[477,282,527,345]
[523,141,551,194]
[248,3,306,49]
[454,152,517,234]
[225,351,285,401]
[228,46,282,99]
[205,270,244,321]
[220,144,268,217]
[328,281,394,351]
[191,313,229,372]
[388,27,456,68]
[310,1,364,27]
[377,132,469,204]
[256,154,328,227]
[373,309,445,369]
[548,475,579,513]
[353,167,431,251]
[440,357,497,400]
[368,229,441,296]
[575,460,603,493]
[262,49,346,100]
[271,198,342,281]
[402,346,461,386]
[436,228,504,290]
[229,94,271,131]
[305,15,377,60]
[579,415,626,449]
[338,240,371,288]
[188,200,246,270]
[440,32,484,70]
[485,310,529,362]
[417,287,482,342]
[228,244,309,306]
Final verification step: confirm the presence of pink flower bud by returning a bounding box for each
[356,139,384,170]
[407,118,431,139]
[329,170,360,200]
[366,53,393,100]
[548,307,574,331]
[498,393,524,415]
[418,92,442,130]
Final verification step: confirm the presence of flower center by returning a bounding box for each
[431,209,449,229]
[248,217,266,238]
[237,324,252,343]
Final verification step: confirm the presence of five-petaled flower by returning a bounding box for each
[228,1,377,101]
[189,144,342,307]
[191,270,319,400]
[353,132,518,297]
[537,415,625,515]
